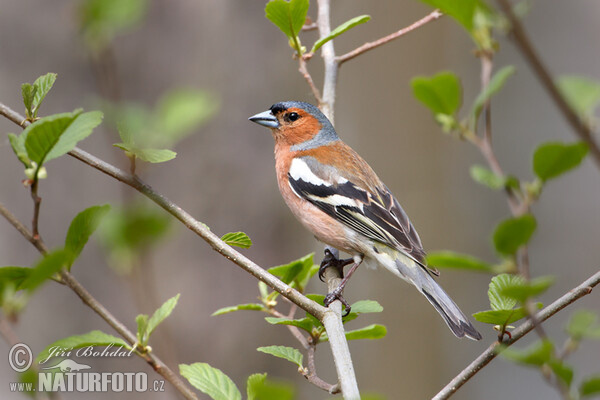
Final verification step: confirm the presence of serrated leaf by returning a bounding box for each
[37,330,130,364]
[22,250,68,292]
[488,274,523,311]
[411,72,462,115]
[566,310,600,340]
[180,362,241,400]
[473,303,542,325]
[144,294,180,342]
[493,215,537,256]
[113,143,176,163]
[0,267,32,291]
[548,359,573,388]
[32,73,57,117]
[221,232,252,249]
[499,339,554,366]
[257,345,303,368]
[247,373,267,400]
[426,251,493,272]
[470,165,507,190]
[7,133,31,168]
[499,276,554,302]
[311,15,371,53]
[21,83,37,118]
[24,110,102,167]
[265,0,309,39]
[65,204,111,269]
[265,317,314,333]
[580,376,600,397]
[533,141,589,182]
[419,0,483,31]
[556,75,600,119]
[212,303,265,316]
[471,66,516,121]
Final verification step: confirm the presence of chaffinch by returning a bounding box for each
[249,101,481,340]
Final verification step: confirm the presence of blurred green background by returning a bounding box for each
[1,0,599,399]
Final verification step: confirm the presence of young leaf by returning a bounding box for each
[311,15,371,53]
[499,276,555,302]
[499,339,554,366]
[419,0,482,32]
[22,250,68,292]
[221,232,252,249]
[0,267,32,291]
[145,294,180,340]
[36,330,130,364]
[257,345,303,369]
[533,141,589,182]
[471,66,516,121]
[268,257,305,285]
[488,274,523,311]
[212,303,265,316]
[348,300,383,314]
[322,324,387,341]
[548,359,573,388]
[470,165,507,190]
[65,204,111,268]
[473,303,542,325]
[492,215,537,256]
[246,373,267,400]
[411,72,462,115]
[179,362,241,400]
[136,314,148,344]
[580,375,600,398]
[426,250,493,272]
[32,73,57,117]
[264,317,314,333]
[556,75,600,119]
[248,378,294,400]
[21,83,37,119]
[566,310,600,340]
[113,143,177,163]
[265,0,309,39]
[7,133,32,168]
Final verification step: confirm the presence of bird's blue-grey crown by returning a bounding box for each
[270,101,339,151]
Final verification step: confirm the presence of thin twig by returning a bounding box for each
[305,338,340,393]
[0,202,47,254]
[298,56,322,104]
[495,0,600,168]
[433,270,600,400]
[336,10,443,65]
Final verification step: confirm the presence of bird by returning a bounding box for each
[249,101,482,340]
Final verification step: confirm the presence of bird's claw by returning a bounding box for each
[318,249,353,282]
[324,287,352,317]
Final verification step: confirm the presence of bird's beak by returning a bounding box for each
[248,110,280,129]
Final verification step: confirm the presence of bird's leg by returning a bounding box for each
[323,254,363,317]
[318,248,354,282]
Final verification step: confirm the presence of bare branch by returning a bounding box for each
[433,270,600,400]
[495,0,600,168]
[336,10,443,66]
[298,56,322,104]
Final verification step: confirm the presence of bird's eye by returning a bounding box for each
[287,112,300,122]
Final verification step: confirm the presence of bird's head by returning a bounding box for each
[249,101,338,150]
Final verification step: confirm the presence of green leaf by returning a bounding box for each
[212,303,265,316]
[32,73,57,117]
[580,376,600,398]
[36,330,130,364]
[145,294,180,341]
[24,110,102,167]
[268,255,310,286]
[473,303,542,325]
[249,378,294,400]
[426,250,493,272]
[321,324,387,342]
[493,215,537,256]
[471,66,516,121]
[0,267,32,291]
[136,314,148,343]
[7,133,31,168]
[566,310,600,340]
[556,75,600,119]
[265,0,308,39]
[311,15,371,53]
[533,141,589,182]
[257,345,303,369]
[264,317,314,333]
[247,373,267,400]
[180,362,241,400]
[113,143,176,163]
[411,72,462,115]
[470,165,508,190]
[21,83,37,119]
[488,274,523,311]
[548,359,573,388]
[348,300,383,314]
[65,204,111,268]
[221,232,252,249]
[499,339,554,366]
[22,250,68,292]
[499,276,554,302]
[419,0,482,31]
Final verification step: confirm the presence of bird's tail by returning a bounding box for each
[373,247,482,340]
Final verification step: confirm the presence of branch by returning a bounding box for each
[316,0,338,123]
[433,269,600,400]
[495,0,600,169]
[336,10,443,65]
[298,56,322,104]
